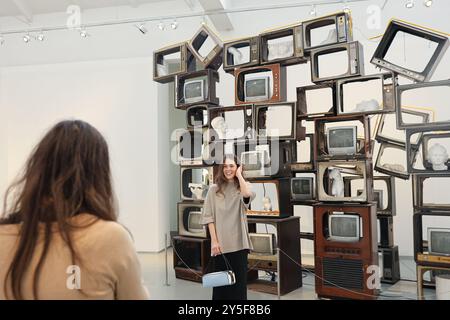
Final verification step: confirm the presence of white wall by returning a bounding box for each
[0,0,449,255]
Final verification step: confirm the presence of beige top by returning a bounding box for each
[200,181,256,254]
[0,214,149,300]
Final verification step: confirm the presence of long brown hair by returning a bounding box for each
[215,154,240,196]
[0,120,117,300]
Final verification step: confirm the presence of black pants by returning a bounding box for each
[212,249,248,300]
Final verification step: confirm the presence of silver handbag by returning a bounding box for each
[202,254,236,288]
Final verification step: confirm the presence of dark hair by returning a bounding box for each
[0,120,117,299]
[215,154,240,196]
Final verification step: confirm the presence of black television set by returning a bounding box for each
[291,177,314,201]
[186,105,210,129]
[260,23,307,66]
[303,12,353,51]
[371,20,449,82]
[223,36,260,73]
[153,42,195,83]
[176,69,219,110]
[310,41,364,83]
[297,82,336,120]
[178,203,207,238]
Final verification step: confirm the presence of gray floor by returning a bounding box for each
[138,250,439,300]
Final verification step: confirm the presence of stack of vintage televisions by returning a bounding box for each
[369,19,449,298]
[295,11,391,300]
[222,18,308,296]
[153,24,225,282]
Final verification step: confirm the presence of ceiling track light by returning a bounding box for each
[79,28,89,38]
[309,4,317,16]
[37,31,45,41]
[170,19,178,30]
[158,21,165,31]
[405,0,415,8]
[23,33,31,43]
[424,0,433,7]
[135,23,148,34]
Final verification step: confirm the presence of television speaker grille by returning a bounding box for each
[322,258,364,289]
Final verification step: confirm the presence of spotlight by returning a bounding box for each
[37,32,45,41]
[23,34,31,43]
[135,23,148,34]
[170,20,178,30]
[424,0,433,7]
[158,21,165,31]
[309,5,317,16]
[405,0,414,8]
[79,28,89,38]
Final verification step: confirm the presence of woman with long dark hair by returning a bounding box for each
[0,120,149,300]
[200,154,255,300]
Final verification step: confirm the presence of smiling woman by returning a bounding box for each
[200,154,255,300]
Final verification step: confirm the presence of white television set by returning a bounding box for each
[291,177,314,200]
[249,233,276,255]
[241,148,271,178]
[244,74,270,102]
[327,126,357,156]
[184,79,205,104]
[328,213,361,242]
[428,228,450,256]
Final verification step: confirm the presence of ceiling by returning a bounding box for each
[0,0,170,18]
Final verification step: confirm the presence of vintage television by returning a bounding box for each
[371,20,449,82]
[186,105,210,129]
[176,69,219,110]
[344,175,396,216]
[413,174,450,211]
[173,236,211,282]
[209,104,254,141]
[375,141,416,180]
[180,166,213,201]
[223,36,260,73]
[246,178,293,218]
[176,129,208,166]
[315,115,372,161]
[327,213,361,243]
[406,126,450,175]
[235,64,287,105]
[291,177,314,201]
[376,109,430,146]
[378,246,401,284]
[291,133,315,172]
[317,160,373,203]
[249,233,277,255]
[310,41,364,83]
[297,82,336,120]
[314,203,379,300]
[153,42,197,84]
[260,23,307,66]
[327,126,357,156]
[414,212,450,267]
[235,140,295,179]
[302,11,353,51]
[187,24,223,71]
[240,147,271,178]
[428,228,450,257]
[177,203,207,238]
[255,102,297,140]
[336,73,397,116]
[396,79,450,129]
